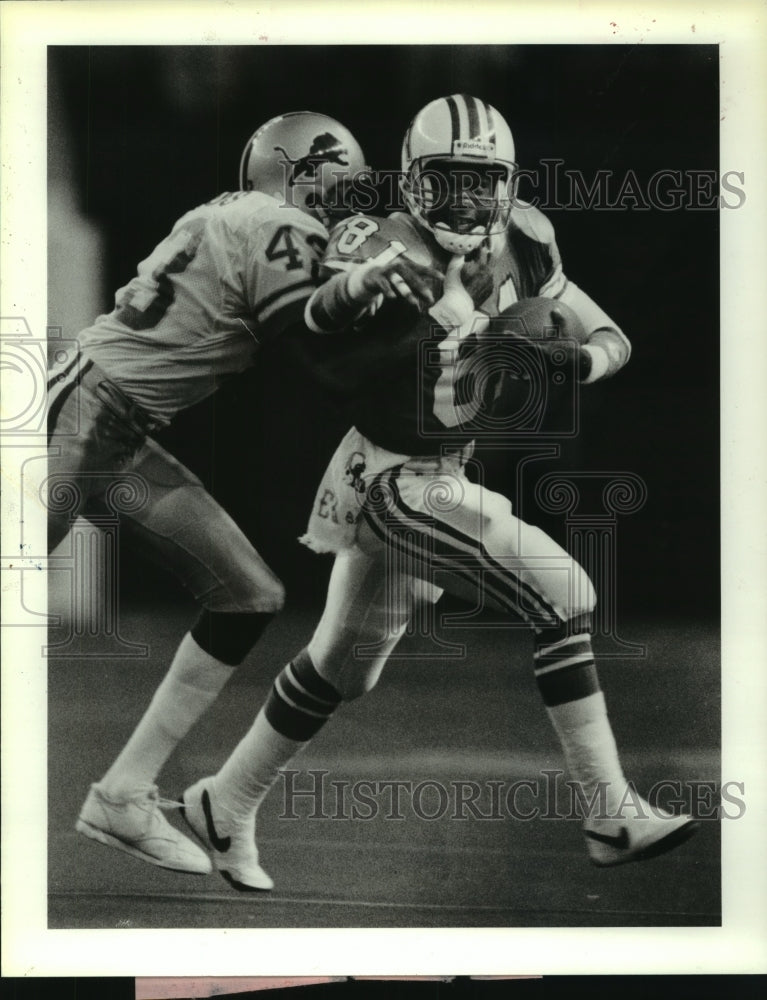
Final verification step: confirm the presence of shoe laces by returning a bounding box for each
[105,783,184,812]
[158,794,185,811]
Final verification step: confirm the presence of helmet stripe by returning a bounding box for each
[484,101,497,147]
[474,98,487,135]
[462,93,481,139]
[446,95,461,143]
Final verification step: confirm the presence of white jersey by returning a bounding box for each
[78,191,327,424]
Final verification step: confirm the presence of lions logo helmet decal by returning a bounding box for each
[273,133,350,187]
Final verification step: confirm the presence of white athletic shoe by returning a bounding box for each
[584,797,699,868]
[76,783,213,874]
[181,778,274,892]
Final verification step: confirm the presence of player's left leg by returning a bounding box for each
[77,438,285,874]
[182,540,420,890]
[364,458,698,866]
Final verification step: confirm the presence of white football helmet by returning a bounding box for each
[239,112,368,227]
[401,94,517,254]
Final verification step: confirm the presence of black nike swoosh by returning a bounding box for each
[585,827,629,849]
[201,789,231,852]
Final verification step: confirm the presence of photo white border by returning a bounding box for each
[2,0,766,978]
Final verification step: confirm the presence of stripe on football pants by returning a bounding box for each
[264,649,342,742]
[46,351,80,392]
[362,466,560,628]
[47,358,93,445]
[372,465,558,623]
[386,465,559,623]
[362,504,523,615]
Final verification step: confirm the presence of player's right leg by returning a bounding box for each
[45,357,214,872]
[181,541,418,890]
[46,353,147,550]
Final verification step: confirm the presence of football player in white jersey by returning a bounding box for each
[50,112,375,873]
[179,96,697,891]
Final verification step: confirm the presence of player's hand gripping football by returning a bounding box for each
[499,297,592,382]
[542,309,592,382]
[347,256,444,313]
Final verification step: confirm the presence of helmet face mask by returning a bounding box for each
[401,95,517,254]
[239,112,368,228]
[406,158,513,245]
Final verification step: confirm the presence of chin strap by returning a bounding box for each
[432,227,486,255]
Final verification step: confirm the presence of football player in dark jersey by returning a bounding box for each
[180,96,697,891]
[55,113,379,875]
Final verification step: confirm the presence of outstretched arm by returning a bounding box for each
[305,258,444,334]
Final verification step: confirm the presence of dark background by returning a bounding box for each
[48,45,719,620]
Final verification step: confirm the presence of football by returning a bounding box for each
[498,296,588,344]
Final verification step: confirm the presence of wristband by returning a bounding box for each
[305,269,369,333]
[580,344,610,383]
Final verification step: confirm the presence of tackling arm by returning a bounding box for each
[287,256,485,400]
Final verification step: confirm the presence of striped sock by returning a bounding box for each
[211,650,341,823]
[265,649,342,741]
[535,618,627,815]
[533,614,600,707]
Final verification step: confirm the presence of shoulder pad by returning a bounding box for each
[209,190,326,239]
[508,202,556,246]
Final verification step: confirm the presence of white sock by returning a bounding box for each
[100,632,235,797]
[546,691,627,815]
[210,709,305,824]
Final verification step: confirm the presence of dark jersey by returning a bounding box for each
[308,206,568,455]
